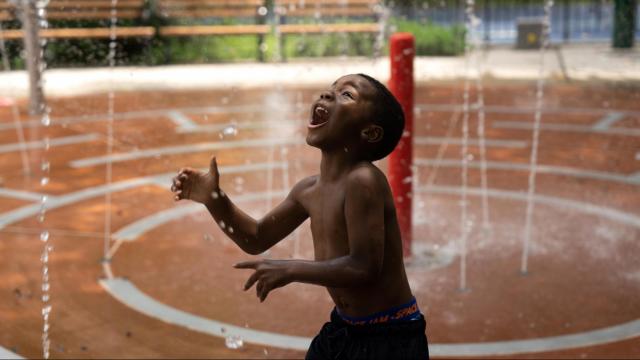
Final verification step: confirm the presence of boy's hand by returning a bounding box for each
[234,260,292,302]
[171,156,220,204]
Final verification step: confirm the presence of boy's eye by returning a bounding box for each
[342,91,353,99]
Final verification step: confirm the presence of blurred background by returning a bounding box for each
[0,0,639,359]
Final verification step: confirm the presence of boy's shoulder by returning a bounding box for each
[346,162,387,191]
[288,174,319,199]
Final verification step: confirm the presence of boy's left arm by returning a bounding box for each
[235,167,385,302]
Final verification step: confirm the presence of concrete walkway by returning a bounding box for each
[0,43,638,98]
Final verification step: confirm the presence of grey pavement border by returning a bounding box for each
[0,44,638,99]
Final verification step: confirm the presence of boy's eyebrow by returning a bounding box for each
[332,80,359,90]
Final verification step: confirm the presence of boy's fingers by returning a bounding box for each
[210,156,220,179]
[234,261,259,269]
[260,287,269,302]
[243,272,260,291]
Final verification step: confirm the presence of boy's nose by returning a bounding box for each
[320,91,333,100]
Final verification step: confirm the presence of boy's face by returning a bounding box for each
[306,74,377,151]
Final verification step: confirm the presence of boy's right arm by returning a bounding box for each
[171,156,309,255]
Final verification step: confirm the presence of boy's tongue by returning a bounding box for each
[312,106,329,125]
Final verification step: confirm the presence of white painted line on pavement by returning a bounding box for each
[69,138,305,168]
[493,121,640,137]
[0,188,46,202]
[592,112,625,130]
[0,133,100,154]
[167,110,199,131]
[0,347,22,359]
[414,158,640,186]
[100,278,312,350]
[416,137,527,148]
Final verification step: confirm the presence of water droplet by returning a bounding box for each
[257,6,268,16]
[225,335,243,349]
[40,231,49,242]
[42,282,50,292]
[41,114,51,127]
[40,177,49,186]
[402,176,412,184]
[211,191,220,199]
[228,227,234,234]
[263,348,269,356]
[219,220,226,229]
[42,294,50,302]
[41,160,50,172]
[219,125,237,138]
[259,43,268,53]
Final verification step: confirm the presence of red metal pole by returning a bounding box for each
[388,33,415,259]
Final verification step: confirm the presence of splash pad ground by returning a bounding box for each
[1,51,640,359]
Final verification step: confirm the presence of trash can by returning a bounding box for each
[516,17,545,49]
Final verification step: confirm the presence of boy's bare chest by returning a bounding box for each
[302,183,349,259]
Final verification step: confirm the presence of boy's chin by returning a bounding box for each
[305,133,324,148]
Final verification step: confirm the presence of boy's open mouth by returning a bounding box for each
[309,105,330,128]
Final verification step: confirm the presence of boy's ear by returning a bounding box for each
[360,125,384,143]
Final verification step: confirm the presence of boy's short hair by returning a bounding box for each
[358,74,405,161]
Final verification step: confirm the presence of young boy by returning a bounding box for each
[171,74,429,359]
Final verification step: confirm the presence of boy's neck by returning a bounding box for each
[319,147,366,182]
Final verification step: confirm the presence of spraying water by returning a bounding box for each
[458,0,476,292]
[373,3,391,59]
[469,7,491,232]
[102,0,118,278]
[29,0,52,356]
[521,0,554,275]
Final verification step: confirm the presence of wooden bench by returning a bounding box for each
[0,0,155,40]
[156,0,270,61]
[275,0,385,60]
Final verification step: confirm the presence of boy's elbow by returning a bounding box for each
[240,239,265,256]
[244,248,262,256]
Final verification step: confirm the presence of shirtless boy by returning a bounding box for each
[171,74,429,359]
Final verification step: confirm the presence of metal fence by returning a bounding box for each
[394,0,639,45]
